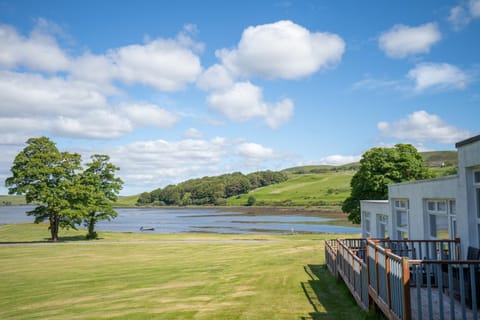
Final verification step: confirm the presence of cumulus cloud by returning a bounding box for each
[207,82,294,128]
[378,23,441,58]
[318,155,361,165]
[100,137,282,194]
[0,22,70,72]
[109,38,202,91]
[237,142,274,159]
[377,110,471,144]
[407,63,469,91]
[196,64,234,90]
[216,20,345,79]
[183,128,204,139]
[118,103,179,128]
[0,71,107,116]
[449,0,480,31]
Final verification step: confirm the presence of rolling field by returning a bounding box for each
[227,171,354,207]
[0,223,375,320]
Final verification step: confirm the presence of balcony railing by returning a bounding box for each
[325,238,480,320]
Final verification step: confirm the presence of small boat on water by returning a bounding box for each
[140,226,155,231]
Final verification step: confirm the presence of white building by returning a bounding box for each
[361,134,480,256]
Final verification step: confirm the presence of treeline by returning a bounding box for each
[137,170,288,206]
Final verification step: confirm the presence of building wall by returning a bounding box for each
[456,136,480,251]
[360,200,389,238]
[359,135,480,257]
[388,176,456,241]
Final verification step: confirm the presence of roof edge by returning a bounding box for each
[456,134,480,148]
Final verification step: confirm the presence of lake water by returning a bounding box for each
[0,206,360,235]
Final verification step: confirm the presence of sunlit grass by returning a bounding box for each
[0,224,371,320]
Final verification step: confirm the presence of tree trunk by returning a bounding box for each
[87,212,97,239]
[49,212,59,242]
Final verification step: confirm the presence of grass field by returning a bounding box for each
[0,223,377,320]
[227,171,354,207]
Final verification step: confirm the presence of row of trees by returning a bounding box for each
[342,144,433,224]
[5,137,123,241]
[137,170,288,206]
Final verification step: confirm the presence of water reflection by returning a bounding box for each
[0,206,360,234]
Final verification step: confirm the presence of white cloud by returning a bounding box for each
[407,63,468,91]
[0,71,107,116]
[318,155,361,166]
[196,64,234,90]
[237,142,274,159]
[216,20,345,79]
[51,111,133,139]
[183,128,204,139]
[449,0,480,30]
[110,38,202,91]
[0,117,50,144]
[118,103,179,128]
[207,82,294,128]
[0,22,70,72]
[378,23,441,58]
[377,110,471,144]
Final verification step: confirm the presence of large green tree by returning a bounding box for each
[80,154,123,239]
[5,137,83,241]
[342,144,432,224]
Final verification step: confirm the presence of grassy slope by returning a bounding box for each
[227,171,354,207]
[1,151,457,208]
[0,223,373,320]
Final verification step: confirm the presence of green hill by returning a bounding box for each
[1,151,457,209]
[227,170,354,208]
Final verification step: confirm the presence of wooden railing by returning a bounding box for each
[325,238,478,320]
[337,239,369,310]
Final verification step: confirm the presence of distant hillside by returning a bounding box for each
[226,170,353,208]
[421,151,457,167]
[1,151,458,209]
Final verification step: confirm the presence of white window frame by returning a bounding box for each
[474,170,480,246]
[363,211,371,237]
[426,199,450,239]
[394,199,409,240]
[376,214,388,239]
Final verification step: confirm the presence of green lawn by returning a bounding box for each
[227,172,353,207]
[0,223,375,320]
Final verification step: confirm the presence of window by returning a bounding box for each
[363,211,371,237]
[377,214,388,238]
[394,199,409,240]
[426,199,455,239]
[475,170,480,245]
[426,200,456,239]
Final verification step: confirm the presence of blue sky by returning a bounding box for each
[0,0,479,195]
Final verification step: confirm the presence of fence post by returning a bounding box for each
[385,249,392,310]
[402,256,411,320]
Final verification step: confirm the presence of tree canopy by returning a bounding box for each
[342,144,432,224]
[137,170,288,206]
[5,137,122,241]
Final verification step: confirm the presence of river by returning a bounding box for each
[0,206,360,234]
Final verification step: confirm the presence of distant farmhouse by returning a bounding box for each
[361,134,480,256]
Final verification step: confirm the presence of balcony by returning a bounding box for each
[325,238,480,320]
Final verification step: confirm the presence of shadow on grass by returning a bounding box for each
[0,235,104,244]
[301,264,384,320]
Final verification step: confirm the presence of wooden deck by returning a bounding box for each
[325,238,480,320]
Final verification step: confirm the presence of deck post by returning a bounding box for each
[385,249,392,310]
[401,256,411,320]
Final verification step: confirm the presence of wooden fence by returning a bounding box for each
[325,238,479,320]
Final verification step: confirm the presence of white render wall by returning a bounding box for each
[359,135,480,256]
[388,176,456,240]
[456,136,480,251]
[360,200,389,238]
